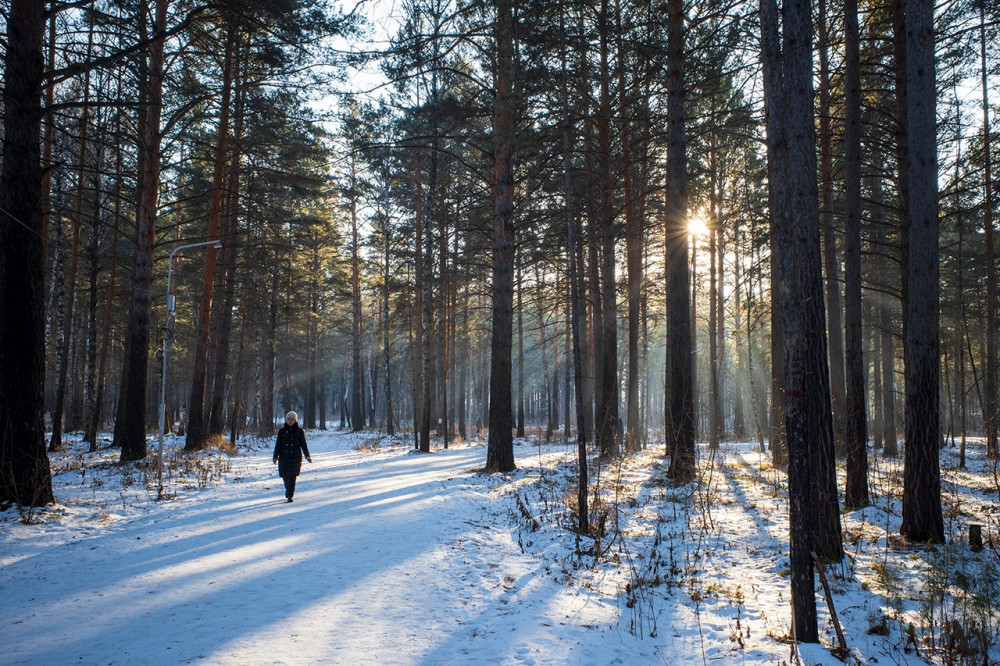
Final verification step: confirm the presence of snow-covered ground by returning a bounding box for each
[2,430,998,665]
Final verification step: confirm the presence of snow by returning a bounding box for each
[2,431,998,665]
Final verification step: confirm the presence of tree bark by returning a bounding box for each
[817,0,846,456]
[86,119,124,450]
[843,0,869,509]
[893,0,910,357]
[486,0,517,473]
[114,0,169,463]
[516,257,525,437]
[50,60,93,452]
[615,0,642,455]
[419,142,437,452]
[596,0,619,459]
[208,52,246,438]
[900,0,944,544]
[351,156,365,433]
[260,242,279,436]
[773,0,823,642]
[382,189,396,437]
[562,4,589,531]
[980,2,997,460]
[0,0,55,506]
[708,134,721,450]
[186,23,236,451]
[760,0,787,469]
[665,0,695,481]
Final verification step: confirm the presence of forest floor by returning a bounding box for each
[1,428,998,665]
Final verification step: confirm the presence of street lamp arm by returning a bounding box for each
[157,238,223,500]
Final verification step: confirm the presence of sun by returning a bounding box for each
[688,214,710,238]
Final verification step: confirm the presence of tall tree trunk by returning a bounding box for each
[439,202,451,444]
[768,0,822,642]
[486,0,517,473]
[873,175,898,455]
[616,0,642,455]
[50,58,93,452]
[114,0,169,463]
[536,267,552,441]
[40,12,56,249]
[186,24,236,451]
[413,176,424,447]
[783,0,843,570]
[383,191,396,438]
[817,0,847,455]
[596,0,619,459]
[306,246,318,430]
[733,224,748,441]
[351,156,365,433]
[957,202,967,466]
[843,0,868,509]
[708,134,721,450]
[0,0,55,506]
[81,160,101,452]
[516,257,525,437]
[458,286,468,441]
[562,4,588,531]
[87,122,124,450]
[208,56,246,438]
[419,144,437,452]
[665,0,695,480]
[893,0,910,357]
[899,0,944,544]
[760,0,788,469]
[260,245,279,436]
[980,2,997,460]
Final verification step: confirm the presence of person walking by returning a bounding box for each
[273,411,311,502]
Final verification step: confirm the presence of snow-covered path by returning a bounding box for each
[1,433,649,665]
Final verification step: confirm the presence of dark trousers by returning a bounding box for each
[282,474,297,499]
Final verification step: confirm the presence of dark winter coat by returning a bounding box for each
[273,423,310,478]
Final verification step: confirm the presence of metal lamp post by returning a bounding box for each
[157,239,222,499]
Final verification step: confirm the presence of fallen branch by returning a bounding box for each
[813,551,850,660]
[515,493,540,532]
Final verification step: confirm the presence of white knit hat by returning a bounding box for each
[286,411,298,423]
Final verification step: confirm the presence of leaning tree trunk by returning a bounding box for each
[664,0,695,481]
[486,0,517,473]
[900,0,944,544]
[843,0,869,509]
[0,0,55,507]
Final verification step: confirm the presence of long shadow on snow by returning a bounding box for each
[2,448,484,663]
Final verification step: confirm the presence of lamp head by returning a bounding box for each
[213,241,223,249]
